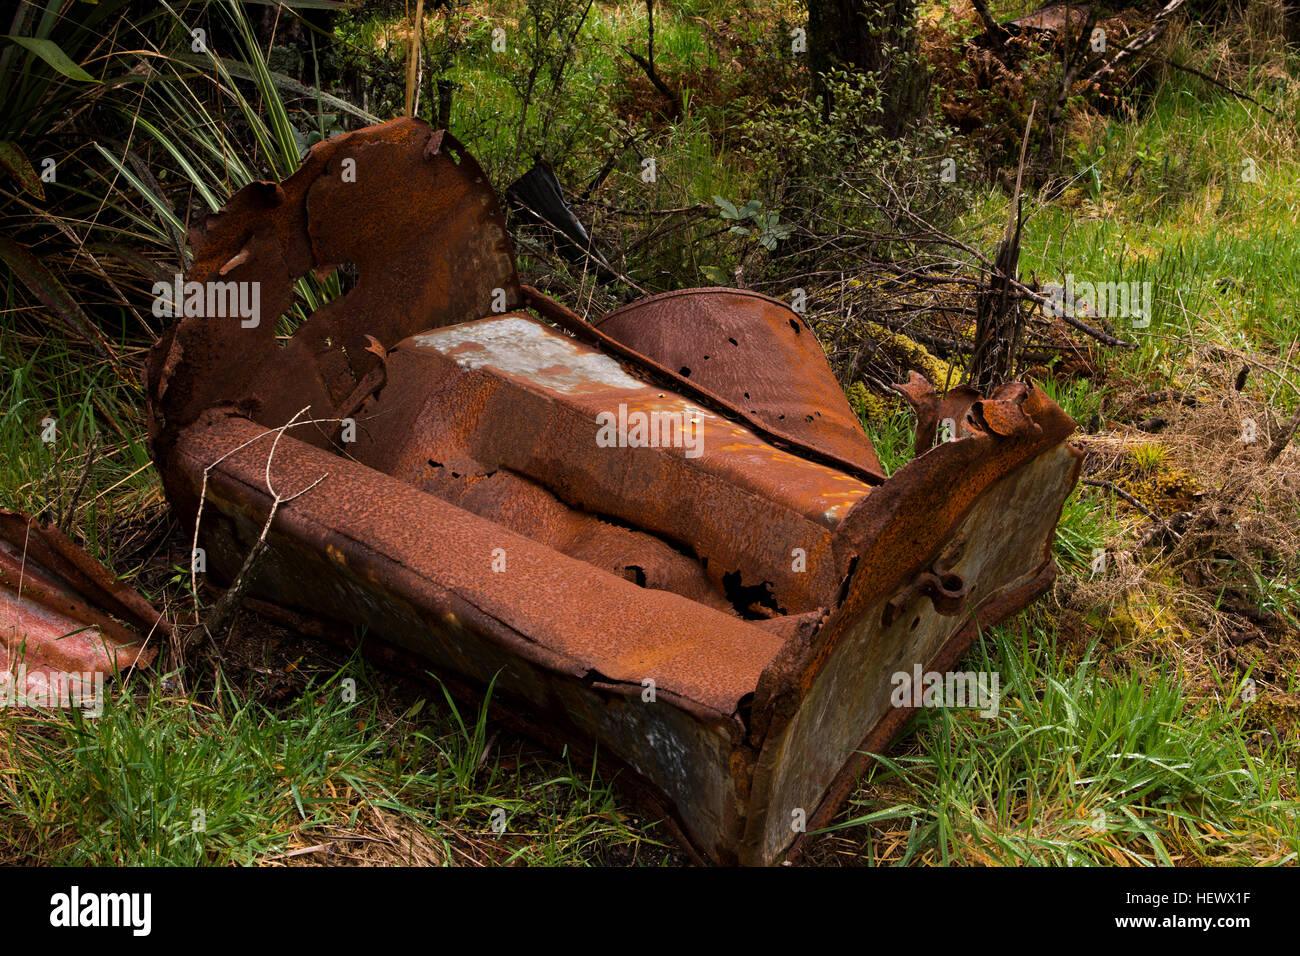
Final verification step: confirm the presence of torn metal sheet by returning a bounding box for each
[0,510,161,705]
[146,122,520,460]
[145,117,1081,865]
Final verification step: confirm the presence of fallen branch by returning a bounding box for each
[1084,0,1187,89]
[1082,477,1162,520]
[1130,509,1191,551]
[1139,389,1202,407]
[1058,310,1136,348]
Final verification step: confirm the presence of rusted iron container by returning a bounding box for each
[145,118,1081,865]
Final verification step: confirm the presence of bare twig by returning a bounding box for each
[200,410,328,642]
[188,408,337,622]
[1082,477,1162,520]
[58,432,99,534]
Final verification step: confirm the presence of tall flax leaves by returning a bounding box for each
[1,0,379,350]
[0,0,138,361]
[100,0,382,325]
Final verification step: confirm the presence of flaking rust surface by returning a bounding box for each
[0,510,161,699]
[145,116,1082,864]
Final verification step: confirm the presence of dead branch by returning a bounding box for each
[200,409,328,643]
[189,408,338,622]
[1152,56,1275,114]
[623,0,676,102]
[968,102,1034,388]
[58,433,99,534]
[971,0,1012,50]
[1084,0,1186,89]
[1082,477,1163,520]
[622,45,676,101]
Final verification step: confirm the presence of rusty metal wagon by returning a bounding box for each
[144,118,1081,865]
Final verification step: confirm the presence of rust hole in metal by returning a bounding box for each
[722,571,784,620]
[938,572,966,596]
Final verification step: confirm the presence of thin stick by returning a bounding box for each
[404,0,424,117]
[1082,477,1162,520]
[59,433,99,535]
[188,408,338,620]
[200,412,328,642]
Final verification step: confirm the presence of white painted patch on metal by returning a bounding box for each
[414,316,648,394]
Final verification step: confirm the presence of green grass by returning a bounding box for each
[0,328,156,564]
[963,57,1300,386]
[829,616,1299,865]
[1036,374,1104,425]
[0,657,652,865]
[861,406,918,476]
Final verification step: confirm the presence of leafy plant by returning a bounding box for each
[713,195,792,250]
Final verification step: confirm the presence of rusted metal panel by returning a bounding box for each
[523,286,887,485]
[595,288,884,477]
[165,413,775,860]
[145,117,1082,865]
[742,443,1081,862]
[169,412,784,716]
[1008,3,1093,35]
[346,314,873,616]
[146,121,519,460]
[0,510,161,704]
